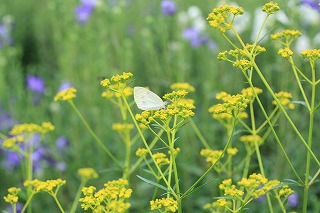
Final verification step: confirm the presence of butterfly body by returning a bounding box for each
[134,87,166,110]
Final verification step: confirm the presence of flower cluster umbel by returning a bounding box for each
[204,173,293,212]
[80,178,132,212]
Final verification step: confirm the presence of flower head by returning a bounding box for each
[78,168,99,181]
[26,75,46,94]
[262,2,280,15]
[207,5,244,32]
[54,87,77,102]
[74,0,97,24]
[272,91,295,109]
[150,197,178,212]
[161,0,177,16]
[80,178,132,212]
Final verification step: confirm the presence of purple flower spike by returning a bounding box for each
[161,0,177,16]
[26,75,46,94]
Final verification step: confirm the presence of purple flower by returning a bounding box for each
[161,0,177,16]
[6,202,23,213]
[55,136,69,150]
[300,0,320,10]
[182,28,207,48]
[288,192,299,207]
[26,75,46,94]
[74,0,97,24]
[0,108,16,130]
[1,151,21,171]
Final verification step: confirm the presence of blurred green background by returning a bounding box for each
[0,0,319,212]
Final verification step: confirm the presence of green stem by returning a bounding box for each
[69,180,86,213]
[190,118,210,149]
[181,119,236,200]
[52,193,65,213]
[68,100,122,169]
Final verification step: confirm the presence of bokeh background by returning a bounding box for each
[0,0,319,212]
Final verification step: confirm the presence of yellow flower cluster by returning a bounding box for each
[272,91,295,109]
[278,47,293,58]
[241,87,263,101]
[262,1,280,15]
[112,123,134,132]
[24,178,66,193]
[203,198,231,211]
[135,90,195,126]
[153,152,170,166]
[205,173,290,211]
[100,72,133,88]
[271,30,302,41]
[209,93,249,118]
[240,134,264,147]
[233,59,253,70]
[218,44,265,70]
[300,49,320,63]
[207,5,244,32]
[136,148,149,158]
[2,135,24,149]
[170,82,195,92]
[227,147,238,156]
[3,187,21,204]
[9,122,55,135]
[54,87,77,102]
[80,179,132,212]
[200,149,223,164]
[150,197,178,213]
[101,83,133,99]
[78,168,99,180]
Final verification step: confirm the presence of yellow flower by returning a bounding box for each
[216,198,228,207]
[271,30,302,42]
[80,179,132,212]
[301,49,320,63]
[272,91,295,109]
[150,197,178,212]
[207,5,244,32]
[279,185,294,197]
[240,134,264,147]
[278,47,293,58]
[200,149,223,164]
[170,83,195,92]
[153,152,170,166]
[9,122,54,135]
[24,178,66,193]
[78,168,99,180]
[241,87,263,101]
[227,147,238,156]
[112,123,134,133]
[262,1,280,15]
[54,87,77,101]
[110,72,133,83]
[3,187,21,204]
[136,148,149,158]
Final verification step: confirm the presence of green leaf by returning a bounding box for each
[136,175,168,192]
[292,101,308,108]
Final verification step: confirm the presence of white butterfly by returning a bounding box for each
[133,87,166,110]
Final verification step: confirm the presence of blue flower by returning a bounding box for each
[74,0,97,24]
[300,0,320,10]
[26,75,46,94]
[288,192,299,207]
[182,27,216,49]
[161,0,177,16]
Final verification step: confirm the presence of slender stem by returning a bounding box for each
[181,119,236,200]
[68,100,122,169]
[189,118,210,149]
[69,180,86,213]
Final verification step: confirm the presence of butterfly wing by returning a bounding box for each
[134,87,166,110]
